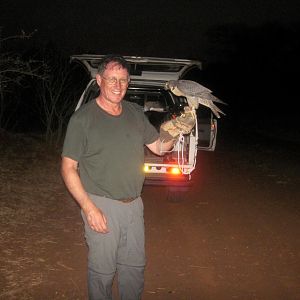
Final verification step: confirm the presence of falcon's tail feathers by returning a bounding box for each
[210,104,226,119]
[208,94,227,105]
[202,101,226,118]
[196,97,226,118]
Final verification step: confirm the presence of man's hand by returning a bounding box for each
[84,205,108,233]
[61,156,109,234]
[160,106,196,142]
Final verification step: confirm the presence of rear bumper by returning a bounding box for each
[144,173,194,187]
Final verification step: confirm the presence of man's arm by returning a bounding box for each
[61,156,108,233]
[146,138,176,156]
[147,106,196,156]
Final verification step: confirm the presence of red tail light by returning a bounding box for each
[168,167,181,175]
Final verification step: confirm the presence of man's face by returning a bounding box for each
[96,62,129,105]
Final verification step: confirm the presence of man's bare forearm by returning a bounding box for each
[61,157,108,233]
[61,157,95,213]
[157,138,176,155]
[146,138,176,156]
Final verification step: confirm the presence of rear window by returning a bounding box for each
[125,90,168,111]
[130,63,185,75]
[124,89,170,130]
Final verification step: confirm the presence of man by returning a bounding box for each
[61,55,195,299]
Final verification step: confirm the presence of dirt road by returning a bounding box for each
[0,126,299,299]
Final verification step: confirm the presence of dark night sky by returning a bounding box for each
[1,0,300,132]
[1,0,300,58]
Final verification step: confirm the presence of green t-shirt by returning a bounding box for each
[62,99,159,200]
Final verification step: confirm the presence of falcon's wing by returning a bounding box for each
[176,80,212,96]
[193,97,226,118]
[203,92,227,105]
[166,79,227,118]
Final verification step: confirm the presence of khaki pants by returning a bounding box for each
[81,194,145,300]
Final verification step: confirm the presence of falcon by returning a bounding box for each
[165,80,226,118]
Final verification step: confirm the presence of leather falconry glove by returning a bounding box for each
[160,106,196,142]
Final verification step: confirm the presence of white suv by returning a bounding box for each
[71,55,218,201]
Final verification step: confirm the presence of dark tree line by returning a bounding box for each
[0,29,87,145]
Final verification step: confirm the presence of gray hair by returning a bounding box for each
[97,54,130,75]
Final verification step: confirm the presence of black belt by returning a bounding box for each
[118,196,138,203]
